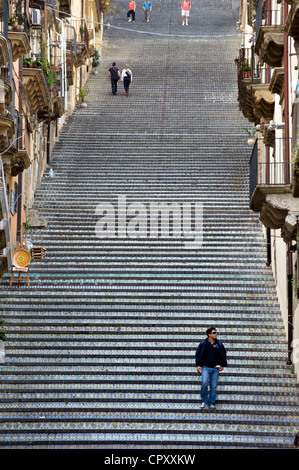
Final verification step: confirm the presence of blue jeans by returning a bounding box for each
[123,77,131,93]
[200,366,219,405]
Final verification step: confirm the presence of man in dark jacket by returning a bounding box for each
[108,62,121,95]
[195,327,227,410]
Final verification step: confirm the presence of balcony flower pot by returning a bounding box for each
[23,57,33,68]
[247,137,256,146]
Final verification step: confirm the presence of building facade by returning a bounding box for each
[237,0,299,380]
[0,0,106,277]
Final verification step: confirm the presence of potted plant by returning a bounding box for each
[91,49,100,74]
[23,57,33,68]
[80,24,85,40]
[22,218,33,250]
[8,17,16,30]
[46,68,58,95]
[14,0,27,29]
[239,60,251,72]
[76,86,88,107]
[100,0,106,12]
[243,127,256,146]
[291,276,299,298]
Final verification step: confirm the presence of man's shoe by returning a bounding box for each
[200,403,207,409]
[209,404,216,410]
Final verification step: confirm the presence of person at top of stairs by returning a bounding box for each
[127,1,136,22]
[181,0,191,25]
[143,1,152,22]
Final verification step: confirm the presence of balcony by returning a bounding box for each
[269,67,284,103]
[22,68,51,118]
[0,116,15,153]
[74,22,89,68]
[285,0,299,42]
[236,48,274,124]
[0,35,9,67]
[65,24,76,86]
[52,96,64,119]
[75,42,89,67]
[11,149,31,177]
[2,147,31,177]
[255,4,284,68]
[235,48,252,110]
[255,25,284,67]
[0,217,10,250]
[252,83,275,121]
[7,30,30,62]
[292,143,299,197]
[0,81,12,116]
[58,0,71,16]
[249,140,298,242]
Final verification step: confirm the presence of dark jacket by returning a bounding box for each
[195,338,227,367]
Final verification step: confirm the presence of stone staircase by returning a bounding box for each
[0,0,298,448]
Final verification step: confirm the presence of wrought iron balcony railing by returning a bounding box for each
[249,138,291,202]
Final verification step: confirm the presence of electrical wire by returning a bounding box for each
[46,4,244,40]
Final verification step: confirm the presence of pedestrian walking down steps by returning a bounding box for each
[127,0,136,22]
[181,0,191,25]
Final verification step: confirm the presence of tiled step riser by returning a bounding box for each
[1,1,298,449]
[0,415,297,428]
[0,422,295,436]
[3,346,288,355]
[0,434,295,449]
[2,359,290,368]
[0,382,294,393]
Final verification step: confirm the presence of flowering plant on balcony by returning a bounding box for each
[100,0,111,12]
[239,60,251,72]
[23,54,60,100]
[8,0,27,30]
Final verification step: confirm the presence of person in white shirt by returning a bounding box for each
[121,66,133,95]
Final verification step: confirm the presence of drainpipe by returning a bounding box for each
[287,247,293,365]
[284,1,290,183]
[284,0,292,366]
[55,17,67,114]
[266,228,271,266]
[3,0,8,38]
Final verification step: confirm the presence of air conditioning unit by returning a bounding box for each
[31,9,41,26]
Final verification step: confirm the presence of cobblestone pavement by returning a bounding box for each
[0,0,298,449]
